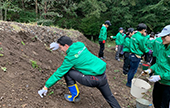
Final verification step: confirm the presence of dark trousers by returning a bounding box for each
[153,82,170,108]
[126,54,141,87]
[151,56,156,66]
[64,69,121,108]
[123,52,130,75]
[99,41,105,57]
[115,45,123,60]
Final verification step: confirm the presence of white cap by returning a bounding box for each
[50,42,59,50]
[158,25,170,37]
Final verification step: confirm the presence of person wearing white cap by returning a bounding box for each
[142,25,170,108]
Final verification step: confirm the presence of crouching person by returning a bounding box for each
[38,36,121,108]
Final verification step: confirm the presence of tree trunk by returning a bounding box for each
[22,0,25,9]
[44,1,47,19]
[35,0,38,18]
[5,8,7,21]
[0,0,3,20]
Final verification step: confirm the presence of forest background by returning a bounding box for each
[0,0,170,40]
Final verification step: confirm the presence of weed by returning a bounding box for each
[0,54,3,56]
[0,47,3,51]
[30,60,38,68]
[21,41,25,45]
[113,77,116,80]
[48,91,54,96]
[1,67,7,72]
[114,70,119,72]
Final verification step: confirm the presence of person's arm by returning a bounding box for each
[110,36,116,39]
[151,63,170,81]
[139,37,149,53]
[45,57,74,88]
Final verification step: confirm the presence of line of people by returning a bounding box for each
[37,20,170,108]
[101,22,170,108]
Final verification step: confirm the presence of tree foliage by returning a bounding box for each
[0,0,170,40]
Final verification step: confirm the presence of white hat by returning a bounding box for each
[158,25,170,37]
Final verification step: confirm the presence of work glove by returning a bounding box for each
[141,69,151,76]
[50,42,59,50]
[110,36,113,38]
[148,75,161,82]
[148,49,152,54]
[38,86,48,98]
[102,40,105,44]
[115,45,118,51]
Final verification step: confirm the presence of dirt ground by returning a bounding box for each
[0,21,153,108]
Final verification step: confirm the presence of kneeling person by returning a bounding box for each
[38,36,121,108]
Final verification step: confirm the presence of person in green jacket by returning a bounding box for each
[122,28,135,75]
[38,36,121,108]
[126,23,151,87]
[142,25,170,108]
[98,20,111,59]
[115,27,124,61]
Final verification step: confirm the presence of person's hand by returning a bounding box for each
[148,49,152,54]
[50,42,59,50]
[102,40,105,44]
[38,86,48,98]
[148,75,161,82]
[141,69,151,75]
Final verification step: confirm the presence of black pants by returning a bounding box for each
[115,45,123,60]
[64,69,121,108]
[98,41,105,57]
[151,56,156,66]
[153,82,170,108]
[123,52,130,75]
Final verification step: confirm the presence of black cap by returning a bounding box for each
[57,36,73,46]
[104,20,111,26]
[128,28,134,33]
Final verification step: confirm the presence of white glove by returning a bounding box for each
[148,75,161,82]
[38,87,48,98]
[141,69,151,75]
[110,36,113,38]
[50,42,59,50]
[115,47,118,51]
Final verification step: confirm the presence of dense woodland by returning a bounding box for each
[0,0,170,40]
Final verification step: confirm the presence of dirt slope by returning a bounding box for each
[0,21,152,108]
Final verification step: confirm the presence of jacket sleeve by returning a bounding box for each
[150,63,158,72]
[45,56,74,88]
[160,71,170,81]
[139,37,149,53]
[112,36,117,39]
[115,33,119,45]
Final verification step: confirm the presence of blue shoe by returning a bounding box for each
[64,84,80,102]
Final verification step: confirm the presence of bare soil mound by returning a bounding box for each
[0,21,152,108]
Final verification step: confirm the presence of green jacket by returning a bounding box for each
[129,31,149,57]
[150,44,170,86]
[98,25,107,41]
[145,35,150,40]
[45,42,107,88]
[115,32,125,45]
[146,37,163,57]
[123,36,131,52]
